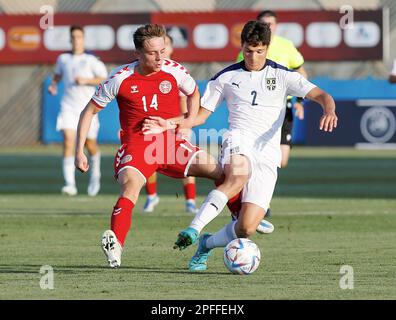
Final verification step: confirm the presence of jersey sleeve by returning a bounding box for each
[288,43,305,70]
[162,60,196,96]
[201,76,225,112]
[285,71,316,98]
[92,57,108,78]
[54,55,63,76]
[176,65,196,96]
[179,72,196,96]
[91,66,125,108]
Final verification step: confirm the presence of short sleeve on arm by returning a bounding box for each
[179,72,197,96]
[91,72,118,108]
[91,64,131,109]
[92,57,108,78]
[285,71,316,98]
[201,77,225,112]
[54,55,63,76]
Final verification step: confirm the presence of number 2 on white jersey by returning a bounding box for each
[251,91,258,106]
[142,94,158,112]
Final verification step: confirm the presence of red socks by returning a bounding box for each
[111,197,134,246]
[145,181,157,196]
[183,183,196,201]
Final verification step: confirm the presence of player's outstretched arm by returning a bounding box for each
[142,116,178,135]
[193,107,212,126]
[142,106,213,135]
[179,87,201,129]
[75,101,101,172]
[75,76,107,86]
[305,87,338,132]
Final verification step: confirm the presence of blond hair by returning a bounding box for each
[133,24,166,50]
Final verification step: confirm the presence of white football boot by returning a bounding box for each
[256,219,275,234]
[101,230,122,268]
[231,213,274,234]
[142,195,160,213]
[61,185,77,196]
[87,176,100,197]
[185,199,199,214]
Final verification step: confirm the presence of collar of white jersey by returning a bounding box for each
[240,59,289,72]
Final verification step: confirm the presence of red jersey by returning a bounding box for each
[91,59,196,143]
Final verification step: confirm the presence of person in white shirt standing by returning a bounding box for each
[48,25,108,196]
[173,20,338,271]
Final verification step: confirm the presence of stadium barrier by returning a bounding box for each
[42,77,396,147]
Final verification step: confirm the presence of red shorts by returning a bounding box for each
[113,132,202,181]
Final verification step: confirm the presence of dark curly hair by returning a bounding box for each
[241,20,271,47]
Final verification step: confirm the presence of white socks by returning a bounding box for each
[63,156,75,187]
[63,153,100,184]
[190,189,228,233]
[206,221,237,249]
[90,152,101,179]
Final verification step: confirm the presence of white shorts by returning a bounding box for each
[56,105,99,140]
[241,161,277,211]
[220,131,278,211]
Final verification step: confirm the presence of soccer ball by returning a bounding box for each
[223,238,261,275]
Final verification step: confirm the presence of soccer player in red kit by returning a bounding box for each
[75,24,222,268]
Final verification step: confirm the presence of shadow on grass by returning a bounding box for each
[0,264,230,276]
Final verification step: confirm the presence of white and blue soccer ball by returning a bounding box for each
[223,238,261,275]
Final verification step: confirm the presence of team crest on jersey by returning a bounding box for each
[130,85,139,93]
[159,80,172,94]
[266,78,276,91]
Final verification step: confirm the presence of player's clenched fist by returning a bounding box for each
[75,153,90,173]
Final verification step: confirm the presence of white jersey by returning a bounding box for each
[201,59,316,167]
[54,52,108,111]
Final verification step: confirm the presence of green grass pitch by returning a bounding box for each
[0,146,395,299]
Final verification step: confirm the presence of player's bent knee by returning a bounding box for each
[235,224,256,238]
[120,184,140,203]
[120,191,138,204]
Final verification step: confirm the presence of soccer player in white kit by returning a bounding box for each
[48,25,107,196]
[173,20,338,271]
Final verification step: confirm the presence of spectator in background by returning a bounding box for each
[48,25,107,196]
[142,34,199,214]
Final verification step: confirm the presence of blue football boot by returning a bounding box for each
[189,233,213,271]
